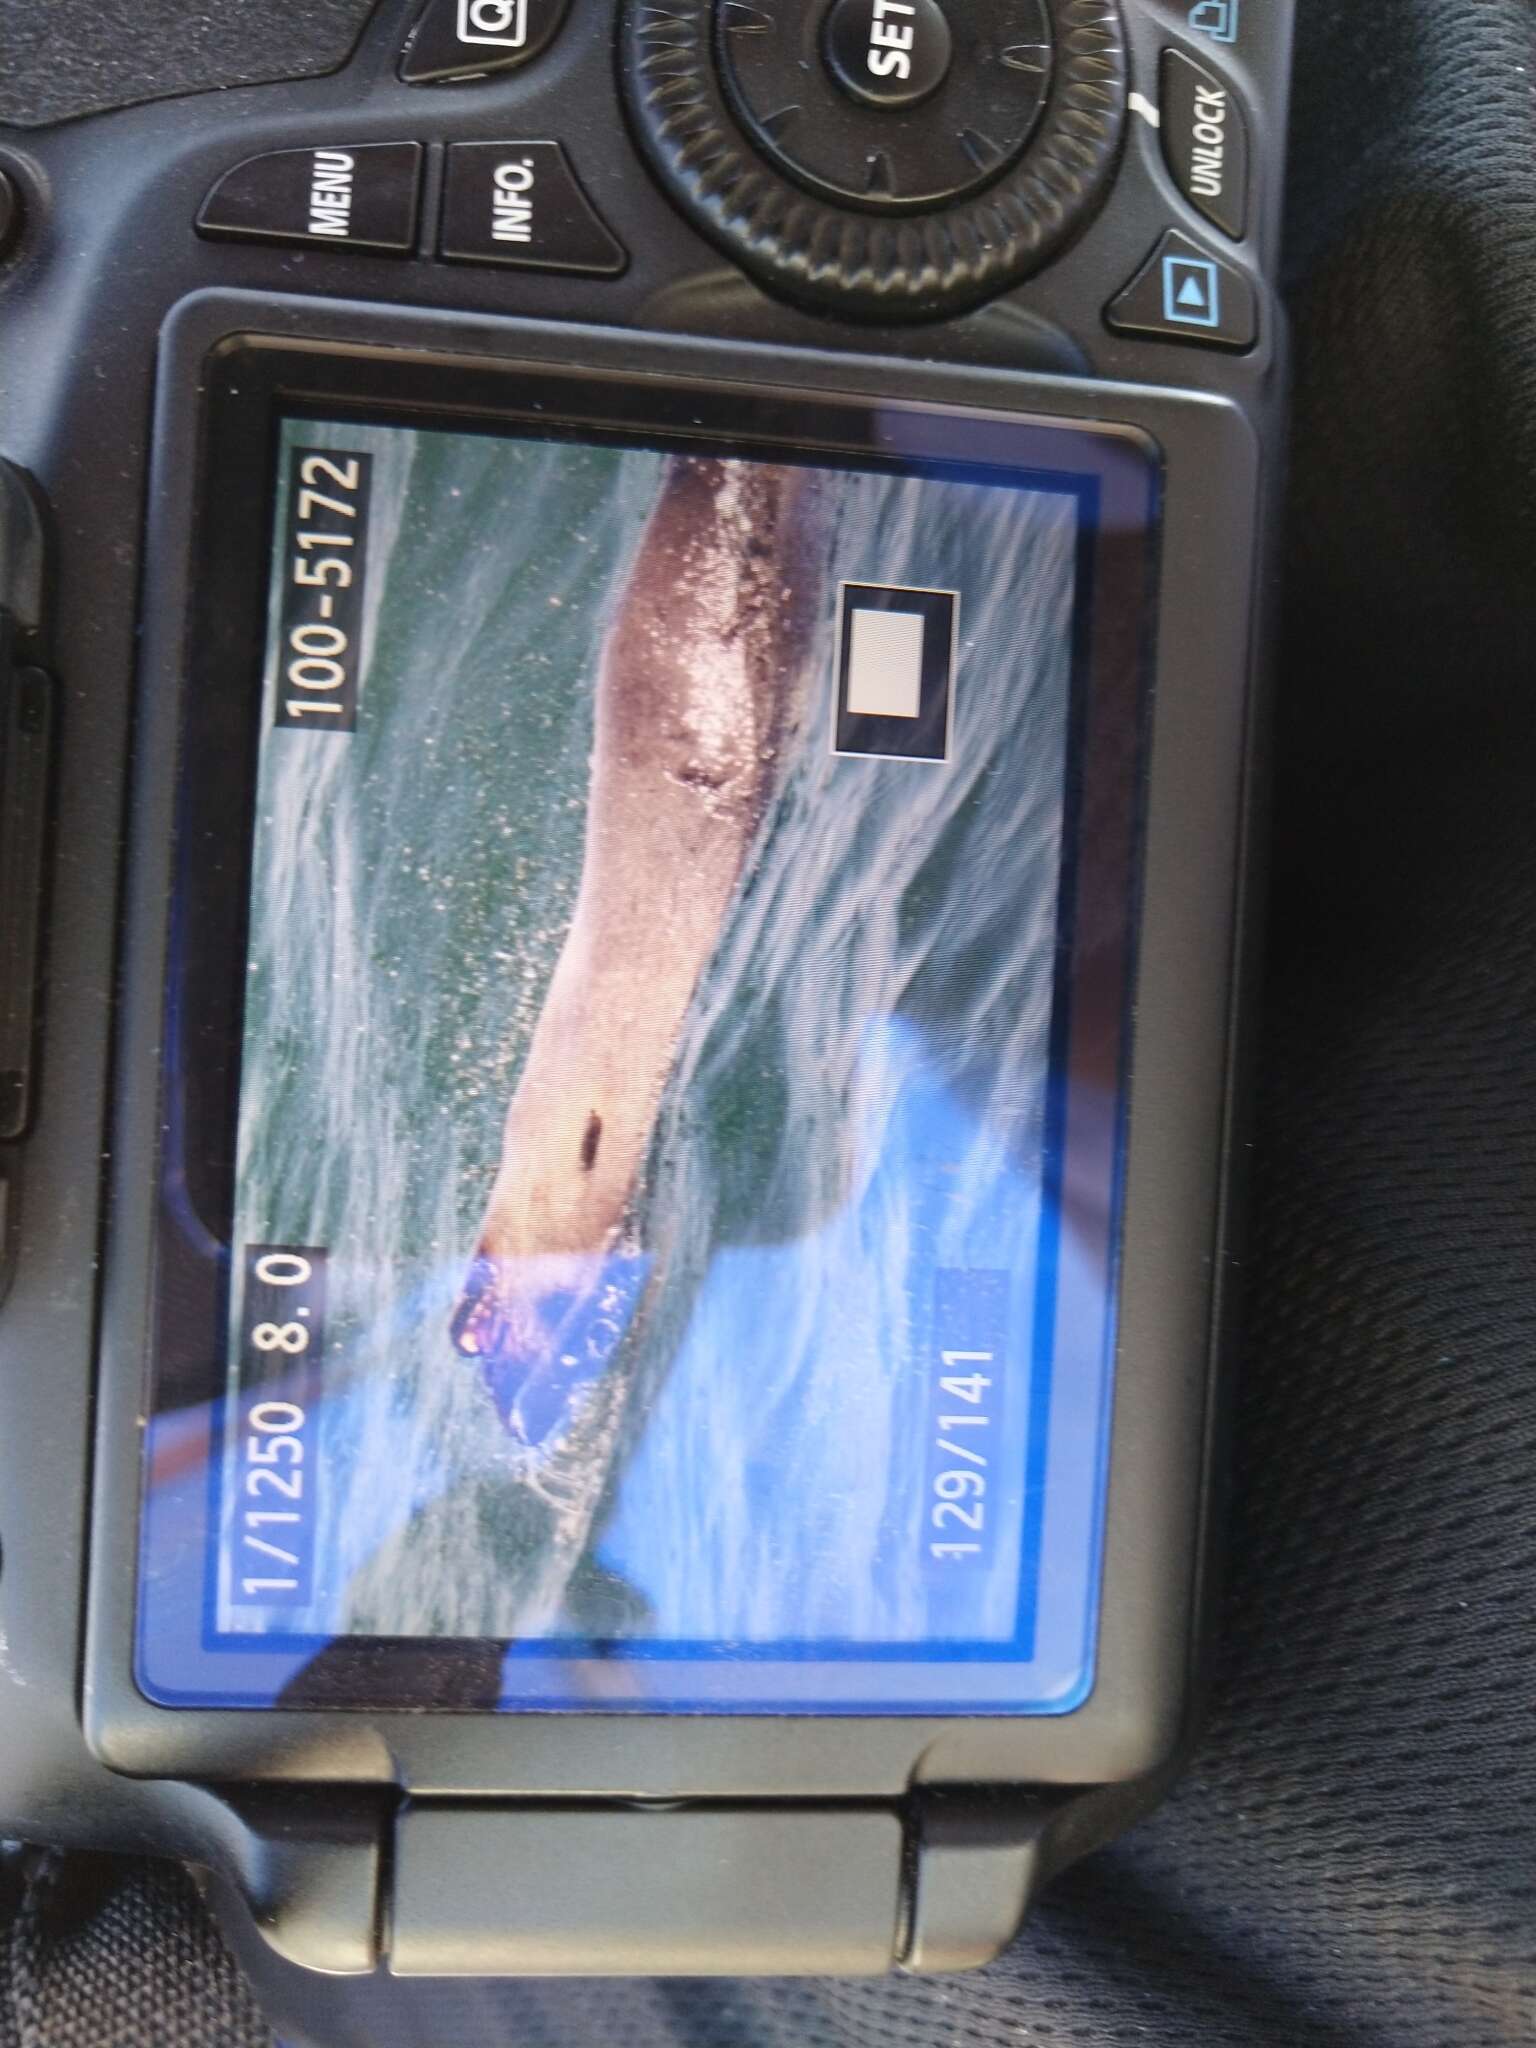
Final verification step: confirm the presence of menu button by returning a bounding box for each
[307,150,358,238]
[197,142,422,253]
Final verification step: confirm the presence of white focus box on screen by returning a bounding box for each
[844,606,925,720]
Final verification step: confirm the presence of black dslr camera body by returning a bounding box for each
[0,0,1289,2007]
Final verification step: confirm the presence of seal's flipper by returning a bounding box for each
[448,1253,508,1359]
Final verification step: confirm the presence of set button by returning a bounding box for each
[719,0,1054,211]
[823,0,954,111]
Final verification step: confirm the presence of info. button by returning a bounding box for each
[439,142,626,275]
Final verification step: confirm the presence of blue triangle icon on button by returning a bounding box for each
[1177,276,1207,308]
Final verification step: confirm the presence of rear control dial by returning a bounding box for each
[719,0,1053,210]
[621,0,1127,319]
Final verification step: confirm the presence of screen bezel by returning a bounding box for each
[88,292,1258,1792]
[144,342,1152,1713]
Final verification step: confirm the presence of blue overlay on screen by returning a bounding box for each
[136,416,1125,1712]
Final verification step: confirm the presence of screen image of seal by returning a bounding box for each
[135,409,1153,1713]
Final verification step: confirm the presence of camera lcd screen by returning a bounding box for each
[136,376,1155,1713]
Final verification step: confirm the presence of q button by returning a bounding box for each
[399,0,571,84]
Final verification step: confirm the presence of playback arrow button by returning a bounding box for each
[1106,228,1257,351]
